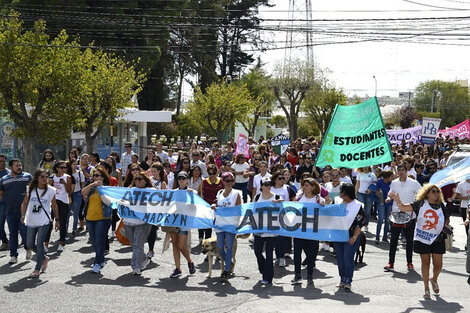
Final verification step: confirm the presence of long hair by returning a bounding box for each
[28,169,49,200]
[416,184,444,203]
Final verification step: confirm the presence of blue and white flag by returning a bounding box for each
[98,187,356,242]
[429,156,470,187]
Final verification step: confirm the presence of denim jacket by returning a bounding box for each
[83,187,113,219]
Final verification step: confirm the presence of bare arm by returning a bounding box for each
[388,192,413,212]
[20,193,29,223]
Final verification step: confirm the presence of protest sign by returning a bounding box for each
[316,97,393,168]
[421,117,441,144]
[234,133,250,157]
[386,126,422,146]
[437,119,470,140]
[271,134,290,155]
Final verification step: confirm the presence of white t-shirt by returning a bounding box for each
[191,160,208,178]
[324,182,343,203]
[157,151,169,163]
[252,172,272,196]
[339,176,352,184]
[52,174,71,204]
[271,185,289,201]
[456,180,470,208]
[25,186,56,227]
[407,168,417,179]
[388,177,422,217]
[72,170,85,193]
[231,162,250,184]
[357,172,377,193]
[255,193,279,237]
[299,193,324,204]
[215,189,241,233]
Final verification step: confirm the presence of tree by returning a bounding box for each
[302,82,347,137]
[238,61,275,137]
[269,115,287,128]
[414,80,470,127]
[0,14,82,171]
[271,59,322,140]
[185,80,255,143]
[75,49,145,153]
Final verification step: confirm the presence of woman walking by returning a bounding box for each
[20,169,59,278]
[67,159,85,236]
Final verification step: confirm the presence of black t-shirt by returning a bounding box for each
[349,206,366,237]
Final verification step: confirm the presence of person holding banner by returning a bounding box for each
[198,164,223,245]
[384,163,421,272]
[81,168,112,274]
[334,183,365,292]
[212,172,242,280]
[169,171,196,278]
[388,185,449,299]
[124,172,154,275]
[291,178,324,286]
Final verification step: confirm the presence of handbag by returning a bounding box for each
[115,220,130,246]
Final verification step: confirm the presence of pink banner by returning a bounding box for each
[234,133,250,158]
[437,119,470,139]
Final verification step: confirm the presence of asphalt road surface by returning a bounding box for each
[1,215,469,313]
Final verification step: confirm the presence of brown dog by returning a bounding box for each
[201,234,250,278]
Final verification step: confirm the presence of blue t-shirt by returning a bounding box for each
[0,172,33,213]
[376,178,392,206]
[0,168,11,205]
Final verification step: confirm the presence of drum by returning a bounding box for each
[389,211,411,228]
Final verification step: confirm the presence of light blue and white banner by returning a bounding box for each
[429,156,470,187]
[98,187,355,242]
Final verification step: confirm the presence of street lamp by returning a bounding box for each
[373,75,377,97]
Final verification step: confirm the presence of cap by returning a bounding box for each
[177,171,189,179]
[261,177,272,185]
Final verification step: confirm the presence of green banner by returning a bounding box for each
[316,97,393,168]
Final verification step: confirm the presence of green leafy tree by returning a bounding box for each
[269,115,287,128]
[302,82,347,137]
[414,80,470,127]
[0,14,82,171]
[76,49,145,153]
[185,80,255,143]
[238,62,275,137]
[271,59,322,140]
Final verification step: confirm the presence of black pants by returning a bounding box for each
[147,225,158,251]
[294,238,318,277]
[45,200,69,244]
[460,207,469,236]
[389,220,416,264]
[254,236,276,283]
[198,228,212,240]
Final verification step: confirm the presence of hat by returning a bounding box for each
[261,177,272,185]
[177,171,189,179]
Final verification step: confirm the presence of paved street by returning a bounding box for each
[1,215,469,313]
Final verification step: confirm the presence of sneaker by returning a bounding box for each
[407,263,414,270]
[43,244,49,253]
[91,264,101,274]
[291,276,302,285]
[307,276,314,285]
[141,258,150,271]
[321,243,330,251]
[364,225,369,232]
[133,268,141,275]
[9,256,18,264]
[382,237,389,243]
[384,262,394,271]
[111,230,116,238]
[25,249,32,260]
[375,238,380,244]
[40,256,50,272]
[278,258,287,267]
[344,284,352,292]
[260,279,270,285]
[221,270,229,280]
[188,261,196,275]
[57,244,64,252]
[100,262,105,268]
[0,242,8,251]
[170,268,182,278]
[147,251,154,259]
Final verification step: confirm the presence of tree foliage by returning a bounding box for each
[269,115,287,128]
[271,59,322,140]
[302,82,347,137]
[414,80,470,127]
[186,80,256,143]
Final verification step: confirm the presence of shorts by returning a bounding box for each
[413,235,446,255]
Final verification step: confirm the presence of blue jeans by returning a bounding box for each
[376,204,391,240]
[0,203,7,243]
[70,192,82,231]
[234,182,248,203]
[334,237,360,285]
[26,225,49,271]
[357,192,373,226]
[87,219,111,266]
[6,210,27,257]
[216,231,236,272]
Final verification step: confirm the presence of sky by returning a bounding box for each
[253,0,470,98]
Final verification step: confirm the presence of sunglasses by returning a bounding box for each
[261,183,271,187]
[178,177,188,180]
[192,154,199,157]
[134,177,144,181]
[39,175,48,179]
[93,174,101,178]
[255,158,262,161]
[208,171,217,175]
[58,166,66,169]
[224,179,235,183]
[331,174,340,177]
[277,177,285,180]
[131,168,139,171]
[429,189,439,194]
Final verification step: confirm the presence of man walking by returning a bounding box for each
[384,163,421,271]
[0,158,33,264]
